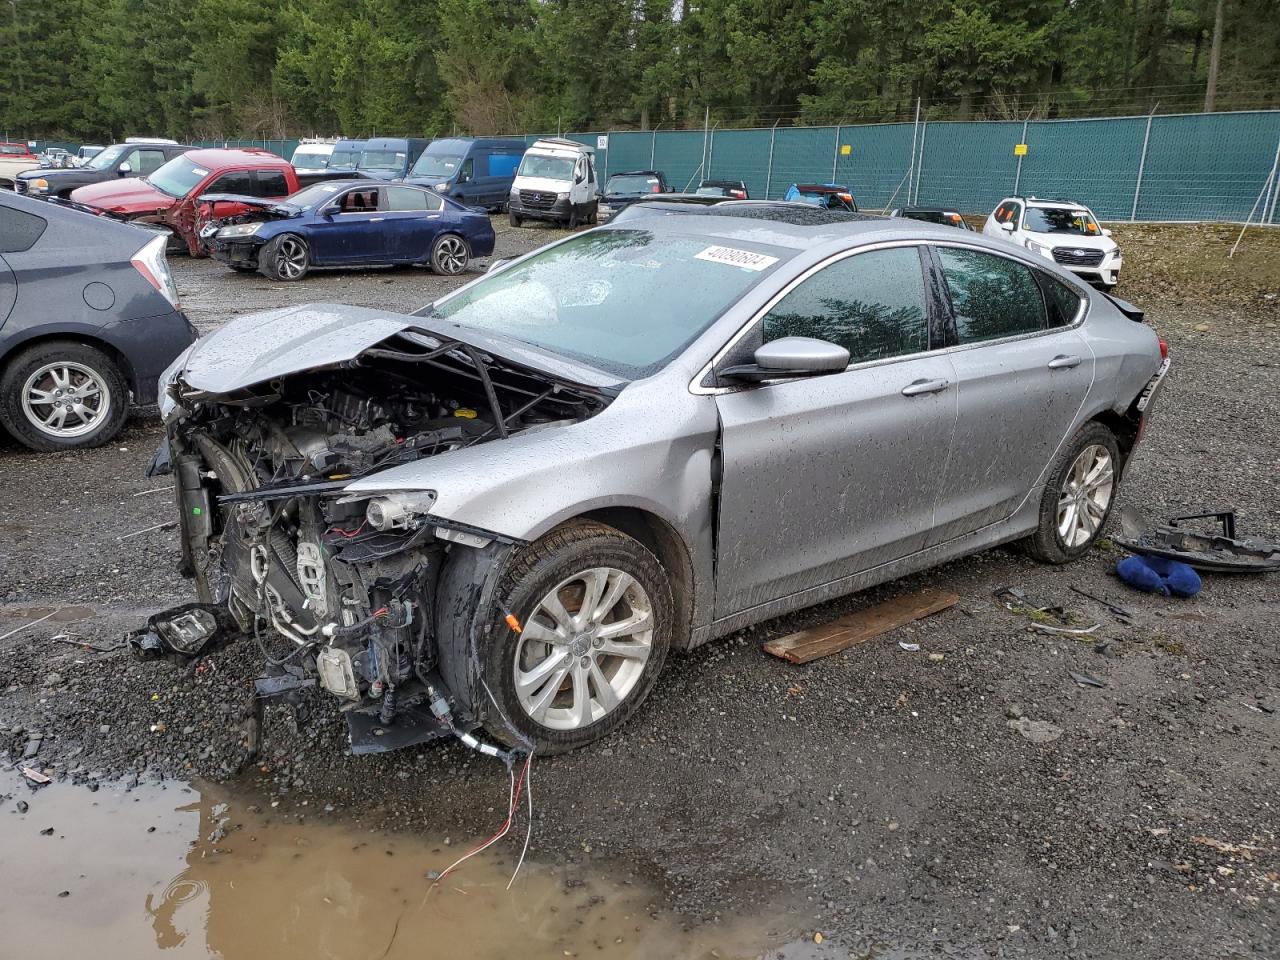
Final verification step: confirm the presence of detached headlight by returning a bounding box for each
[216,222,263,239]
[366,492,438,531]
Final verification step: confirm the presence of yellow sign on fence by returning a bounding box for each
[840,144,852,156]
[1014,143,1029,156]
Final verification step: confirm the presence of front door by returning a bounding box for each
[712,245,958,618]
[925,245,1096,544]
[308,186,387,264]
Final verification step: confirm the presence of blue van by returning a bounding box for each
[401,137,527,211]
[356,137,432,180]
[327,139,366,173]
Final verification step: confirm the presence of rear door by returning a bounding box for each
[382,185,443,262]
[925,245,1094,544]
[712,244,958,617]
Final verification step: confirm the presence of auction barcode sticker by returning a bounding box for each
[694,245,778,271]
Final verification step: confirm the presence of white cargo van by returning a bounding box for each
[508,138,599,228]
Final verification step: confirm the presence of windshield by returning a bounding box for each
[1024,207,1100,235]
[432,230,786,378]
[290,146,330,168]
[606,174,660,195]
[147,156,209,198]
[518,153,576,181]
[359,149,406,172]
[411,153,463,177]
[696,186,728,196]
[330,145,361,168]
[86,145,128,171]
[276,181,348,211]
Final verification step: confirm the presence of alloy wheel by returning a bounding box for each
[276,237,308,279]
[435,236,468,275]
[514,566,654,730]
[20,361,111,439]
[1057,444,1115,548]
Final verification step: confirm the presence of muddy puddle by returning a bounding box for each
[0,771,823,959]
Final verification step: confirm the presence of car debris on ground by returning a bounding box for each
[763,588,958,664]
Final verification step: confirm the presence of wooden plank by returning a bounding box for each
[763,587,959,665]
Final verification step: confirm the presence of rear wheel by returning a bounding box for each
[430,234,470,275]
[0,341,129,451]
[480,521,673,754]
[258,233,309,281]
[1023,421,1121,563]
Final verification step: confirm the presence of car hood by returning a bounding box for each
[18,166,96,183]
[71,177,174,212]
[169,303,625,399]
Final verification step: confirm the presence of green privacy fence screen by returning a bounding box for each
[587,109,1280,222]
[33,109,1272,223]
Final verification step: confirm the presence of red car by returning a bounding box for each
[70,148,307,255]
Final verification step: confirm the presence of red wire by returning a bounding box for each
[436,754,531,882]
[328,520,368,538]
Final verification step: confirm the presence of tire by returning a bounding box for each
[509,210,522,227]
[0,340,129,451]
[566,205,579,229]
[258,233,309,281]
[430,233,470,275]
[1022,421,1122,564]
[228,264,256,273]
[479,521,673,754]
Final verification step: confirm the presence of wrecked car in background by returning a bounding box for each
[145,212,1169,759]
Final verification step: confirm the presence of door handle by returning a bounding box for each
[1047,354,1082,369]
[370,217,385,222]
[901,378,950,396]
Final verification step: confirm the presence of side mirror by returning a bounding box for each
[720,337,850,383]
[118,162,133,176]
[999,220,1015,232]
[1102,228,1112,237]
[321,204,340,217]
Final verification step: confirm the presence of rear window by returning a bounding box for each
[385,185,442,212]
[255,170,289,197]
[607,174,662,194]
[0,205,47,252]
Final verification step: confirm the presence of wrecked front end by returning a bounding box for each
[149,306,608,755]
[196,195,293,266]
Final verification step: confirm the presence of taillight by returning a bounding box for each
[651,184,661,193]
[1159,338,1169,360]
[731,189,745,198]
[131,234,181,309]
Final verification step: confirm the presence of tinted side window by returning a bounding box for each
[1039,272,1084,328]
[256,170,289,197]
[762,247,929,364]
[459,158,474,181]
[136,150,166,175]
[209,170,255,195]
[938,248,1047,343]
[385,185,440,211]
[0,205,48,252]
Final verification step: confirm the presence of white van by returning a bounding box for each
[508,138,599,228]
[290,138,338,173]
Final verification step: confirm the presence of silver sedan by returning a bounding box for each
[154,208,1169,757]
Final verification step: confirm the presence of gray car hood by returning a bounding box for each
[173,303,624,397]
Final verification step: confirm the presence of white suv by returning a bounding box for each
[983,197,1122,290]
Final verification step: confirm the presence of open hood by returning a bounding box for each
[170,303,624,399]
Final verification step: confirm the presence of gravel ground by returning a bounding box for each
[1,221,1277,958]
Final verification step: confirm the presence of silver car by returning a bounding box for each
[151,211,1169,757]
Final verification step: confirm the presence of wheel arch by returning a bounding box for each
[0,329,138,394]
[1088,407,1140,471]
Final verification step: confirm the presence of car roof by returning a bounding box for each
[1008,195,1092,209]
[899,205,961,213]
[3,189,161,247]
[793,183,848,192]
[612,169,662,176]
[601,205,1036,252]
[184,147,290,169]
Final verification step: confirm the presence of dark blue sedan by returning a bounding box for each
[200,180,497,281]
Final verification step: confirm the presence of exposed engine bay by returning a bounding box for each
[152,328,608,755]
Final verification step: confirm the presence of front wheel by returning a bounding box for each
[1023,421,1122,563]
[509,210,522,227]
[430,234,470,275]
[480,521,673,754]
[0,341,129,451]
[258,234,309,281]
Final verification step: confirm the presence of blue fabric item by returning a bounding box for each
[1116,554,1202,597]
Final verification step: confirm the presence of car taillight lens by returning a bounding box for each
[651,184,661,193]
[1159,338,1169,360]
[131,234,180,309]
[731,190,745,198]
